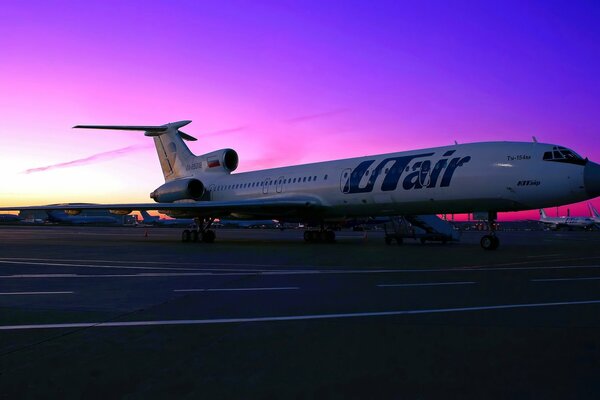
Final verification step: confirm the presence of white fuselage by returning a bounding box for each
[178,142,589,220]
[540,215,596,229]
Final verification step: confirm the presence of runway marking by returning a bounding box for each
[2,299,600,331]
[0,291,73,296]
[0,260,204,272]
[526,254,563,258]
[531,277,600,283]
[2,256,600,274]
[3,255,600,269]
[377,281,476,288]
[3,265,600,279]
[174,287,299,292]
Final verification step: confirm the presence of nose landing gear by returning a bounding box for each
[480,211,500,250]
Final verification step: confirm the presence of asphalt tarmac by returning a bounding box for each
[1,225,600,399]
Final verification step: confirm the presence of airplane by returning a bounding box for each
[1,120,599,250]
[589,203,600,224]
[46,210,121,225]
[537,208,597,231]
[218,218,281,229]
[140,210,280,228]
[0,214,22,224]
[139,210,195,226]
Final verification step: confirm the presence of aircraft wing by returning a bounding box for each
[0,196,324,219]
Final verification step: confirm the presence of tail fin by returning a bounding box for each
[74,121,196,182]
[539,209,548,219]
[139,210,154,222]
[590,203,600,218]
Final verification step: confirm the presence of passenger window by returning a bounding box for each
[543,152,552,160]
[308,176,312,182]
[324,175,328,180]
[303,177,307,182]
[313,176,317,181]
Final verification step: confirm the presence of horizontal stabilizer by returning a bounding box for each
[73,120,196,141]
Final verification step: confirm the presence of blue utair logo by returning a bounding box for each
[341,150,471,194]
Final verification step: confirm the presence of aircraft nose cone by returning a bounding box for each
[585,161,600,198]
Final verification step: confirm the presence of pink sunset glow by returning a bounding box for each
[1,1,599,221]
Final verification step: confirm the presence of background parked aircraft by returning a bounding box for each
[0,214,22,224]
[538,208,597,231]
[46,210,121,225]
[139,210,194,227]
[589,203,600,225]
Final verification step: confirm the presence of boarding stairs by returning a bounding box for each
[384,215,460,245]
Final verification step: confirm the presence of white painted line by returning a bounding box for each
[377,281,476,288]
[526,254,563,258]
[2,299,600,331]
[1,256,600,272]
[0,259,201,272]
[3,265,600,280]
[174,287,299,292]
[0,291,73,296]
[531,277,600,283]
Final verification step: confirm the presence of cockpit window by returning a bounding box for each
[543,146,586,165]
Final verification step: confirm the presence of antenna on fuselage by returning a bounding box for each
[532,136,538,143]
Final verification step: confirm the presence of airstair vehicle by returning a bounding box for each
[384,215,460,245]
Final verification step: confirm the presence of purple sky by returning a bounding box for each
[1,1,599,219]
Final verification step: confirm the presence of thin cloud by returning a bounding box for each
[202,126,249,136]
[285,109,349,123]
[22,145,150,174]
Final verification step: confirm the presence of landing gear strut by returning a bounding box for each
[304,223,336,243]
[182,218,216,243]
[480,211,499,250]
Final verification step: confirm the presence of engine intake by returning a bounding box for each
[222,149,239,172]
[201,148,239,173]
[150,178,205,203]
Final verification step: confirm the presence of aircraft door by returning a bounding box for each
[276,176,285,193]
[262,178,271,194]
[340,168,352,193]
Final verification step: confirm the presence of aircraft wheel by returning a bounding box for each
[202,230,216,243]
[480,235,499,250]
[191,231,199,242]
[304,231,313,242]
[314,231,324,242]
[181,229,191,243]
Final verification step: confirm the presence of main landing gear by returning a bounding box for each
[181,218,216,243]
[480,211,500,251]
[303,224,336,243]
